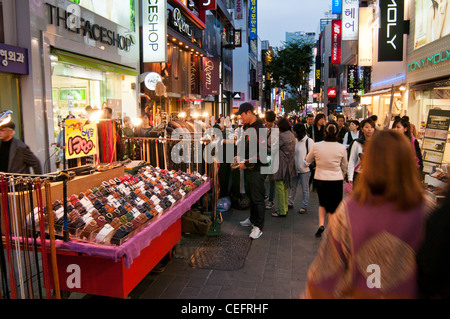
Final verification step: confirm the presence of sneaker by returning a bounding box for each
[265,201,274,209]
[315,226,325,238]
[299,208,307,214]
[249,226,262,239]
[240,217,253,227]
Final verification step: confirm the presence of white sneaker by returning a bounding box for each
[249,226,262,239]
[240,217,253,227]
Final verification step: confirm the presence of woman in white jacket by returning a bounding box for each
[305,121,347,238]
[288,124,314,214]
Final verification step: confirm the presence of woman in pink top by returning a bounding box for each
[304,130,428,298]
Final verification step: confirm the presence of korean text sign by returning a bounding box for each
[342,0,359,40]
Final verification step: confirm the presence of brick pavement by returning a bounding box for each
[120,185,324,300]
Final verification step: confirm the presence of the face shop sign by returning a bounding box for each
[170,8,193,37]
[45,2,132,51]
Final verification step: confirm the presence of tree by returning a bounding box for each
[268,39,315,111]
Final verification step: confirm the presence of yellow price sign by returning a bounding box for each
[64,119,98,159]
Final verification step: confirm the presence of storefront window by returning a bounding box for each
[51,60,137,139]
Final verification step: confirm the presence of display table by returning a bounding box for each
[45,180,211,298]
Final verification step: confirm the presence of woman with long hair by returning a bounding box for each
[305,130,427,298]
[392,117,424,174]
[305,121,347,237]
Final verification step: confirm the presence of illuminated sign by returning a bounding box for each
[342,0,359,40]
[327,87,337,97]
[378,0,404,61]
[142,0,167,63]
[407,50,450,71]
[331,20,341,64]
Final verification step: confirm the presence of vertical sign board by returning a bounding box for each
[332,0,342,14]
[142,0,167,63]
[202,57,220,95]
[236,0,243,19]
[342,0,359,40]
[331,20,341,64]
[249,0,257,58]
[422,109,450,173]
[378,0,404,61]
[358,7,373,66]
[347,65,358,93]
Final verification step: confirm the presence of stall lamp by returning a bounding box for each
[179,111,186,118]
[399,85,406,91]
[132,117,142,127]
[192,112,200,119]
[0,110,13,126]
[89,109,103,123]
[202,112,208,118]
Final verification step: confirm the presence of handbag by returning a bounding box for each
[344,181,353,194]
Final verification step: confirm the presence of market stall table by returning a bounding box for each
[44,179,211,298]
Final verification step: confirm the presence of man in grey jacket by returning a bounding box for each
[0,122,42,175]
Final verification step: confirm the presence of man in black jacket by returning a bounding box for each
[235,103,268,239]
[0,122,42,175]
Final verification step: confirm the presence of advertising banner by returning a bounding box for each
[202,56,220,95]
[191,54,200,95]
[378,0,404,61]
[331,20,342,64]
[422,109,450,173]
[342,0,359,40]
[414,0,450,50]
[65,119,98,159]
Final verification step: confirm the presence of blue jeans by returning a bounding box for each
[288,171,311,209]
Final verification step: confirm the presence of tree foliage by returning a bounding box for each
[268,39,315,109]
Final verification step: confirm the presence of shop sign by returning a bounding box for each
[358,7,373,66]
[65,119,98,159]
[45,3,133,51]
[236,0,244,19]
[170,8,193,37]
[331,20,341,64]
[200,0,217,11]
[0,43,28,75]
[327,87,337,97]
[378,0,404,61]
[142,0,167,63]
[407,50,450,71]
[342,0,359,40]
[332,0,342,14]
[144,72,163,90]
[347,65,358,93]
[202,57,220,95]
[249,0,257,41]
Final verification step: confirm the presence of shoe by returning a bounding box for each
[249,226,262,239]
[265,201,274,209]
[272,210,287,217]
[315,226,325,238]
[288,204,294,209]
[299,208,307,214]
[240,217,253,227]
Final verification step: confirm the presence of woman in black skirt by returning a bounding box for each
[305,121,348,238]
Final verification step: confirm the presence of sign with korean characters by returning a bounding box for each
[65,119,98,159]
[0,43,28,75]
[342,0,359,40]
[249,0,257,40]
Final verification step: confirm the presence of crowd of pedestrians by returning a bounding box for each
[233,102,449,298]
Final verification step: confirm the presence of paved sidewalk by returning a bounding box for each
[116,187,324,300]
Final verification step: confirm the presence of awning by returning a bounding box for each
[51,48,138,76]
[361,88,392,96]
[410,78,450,90]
